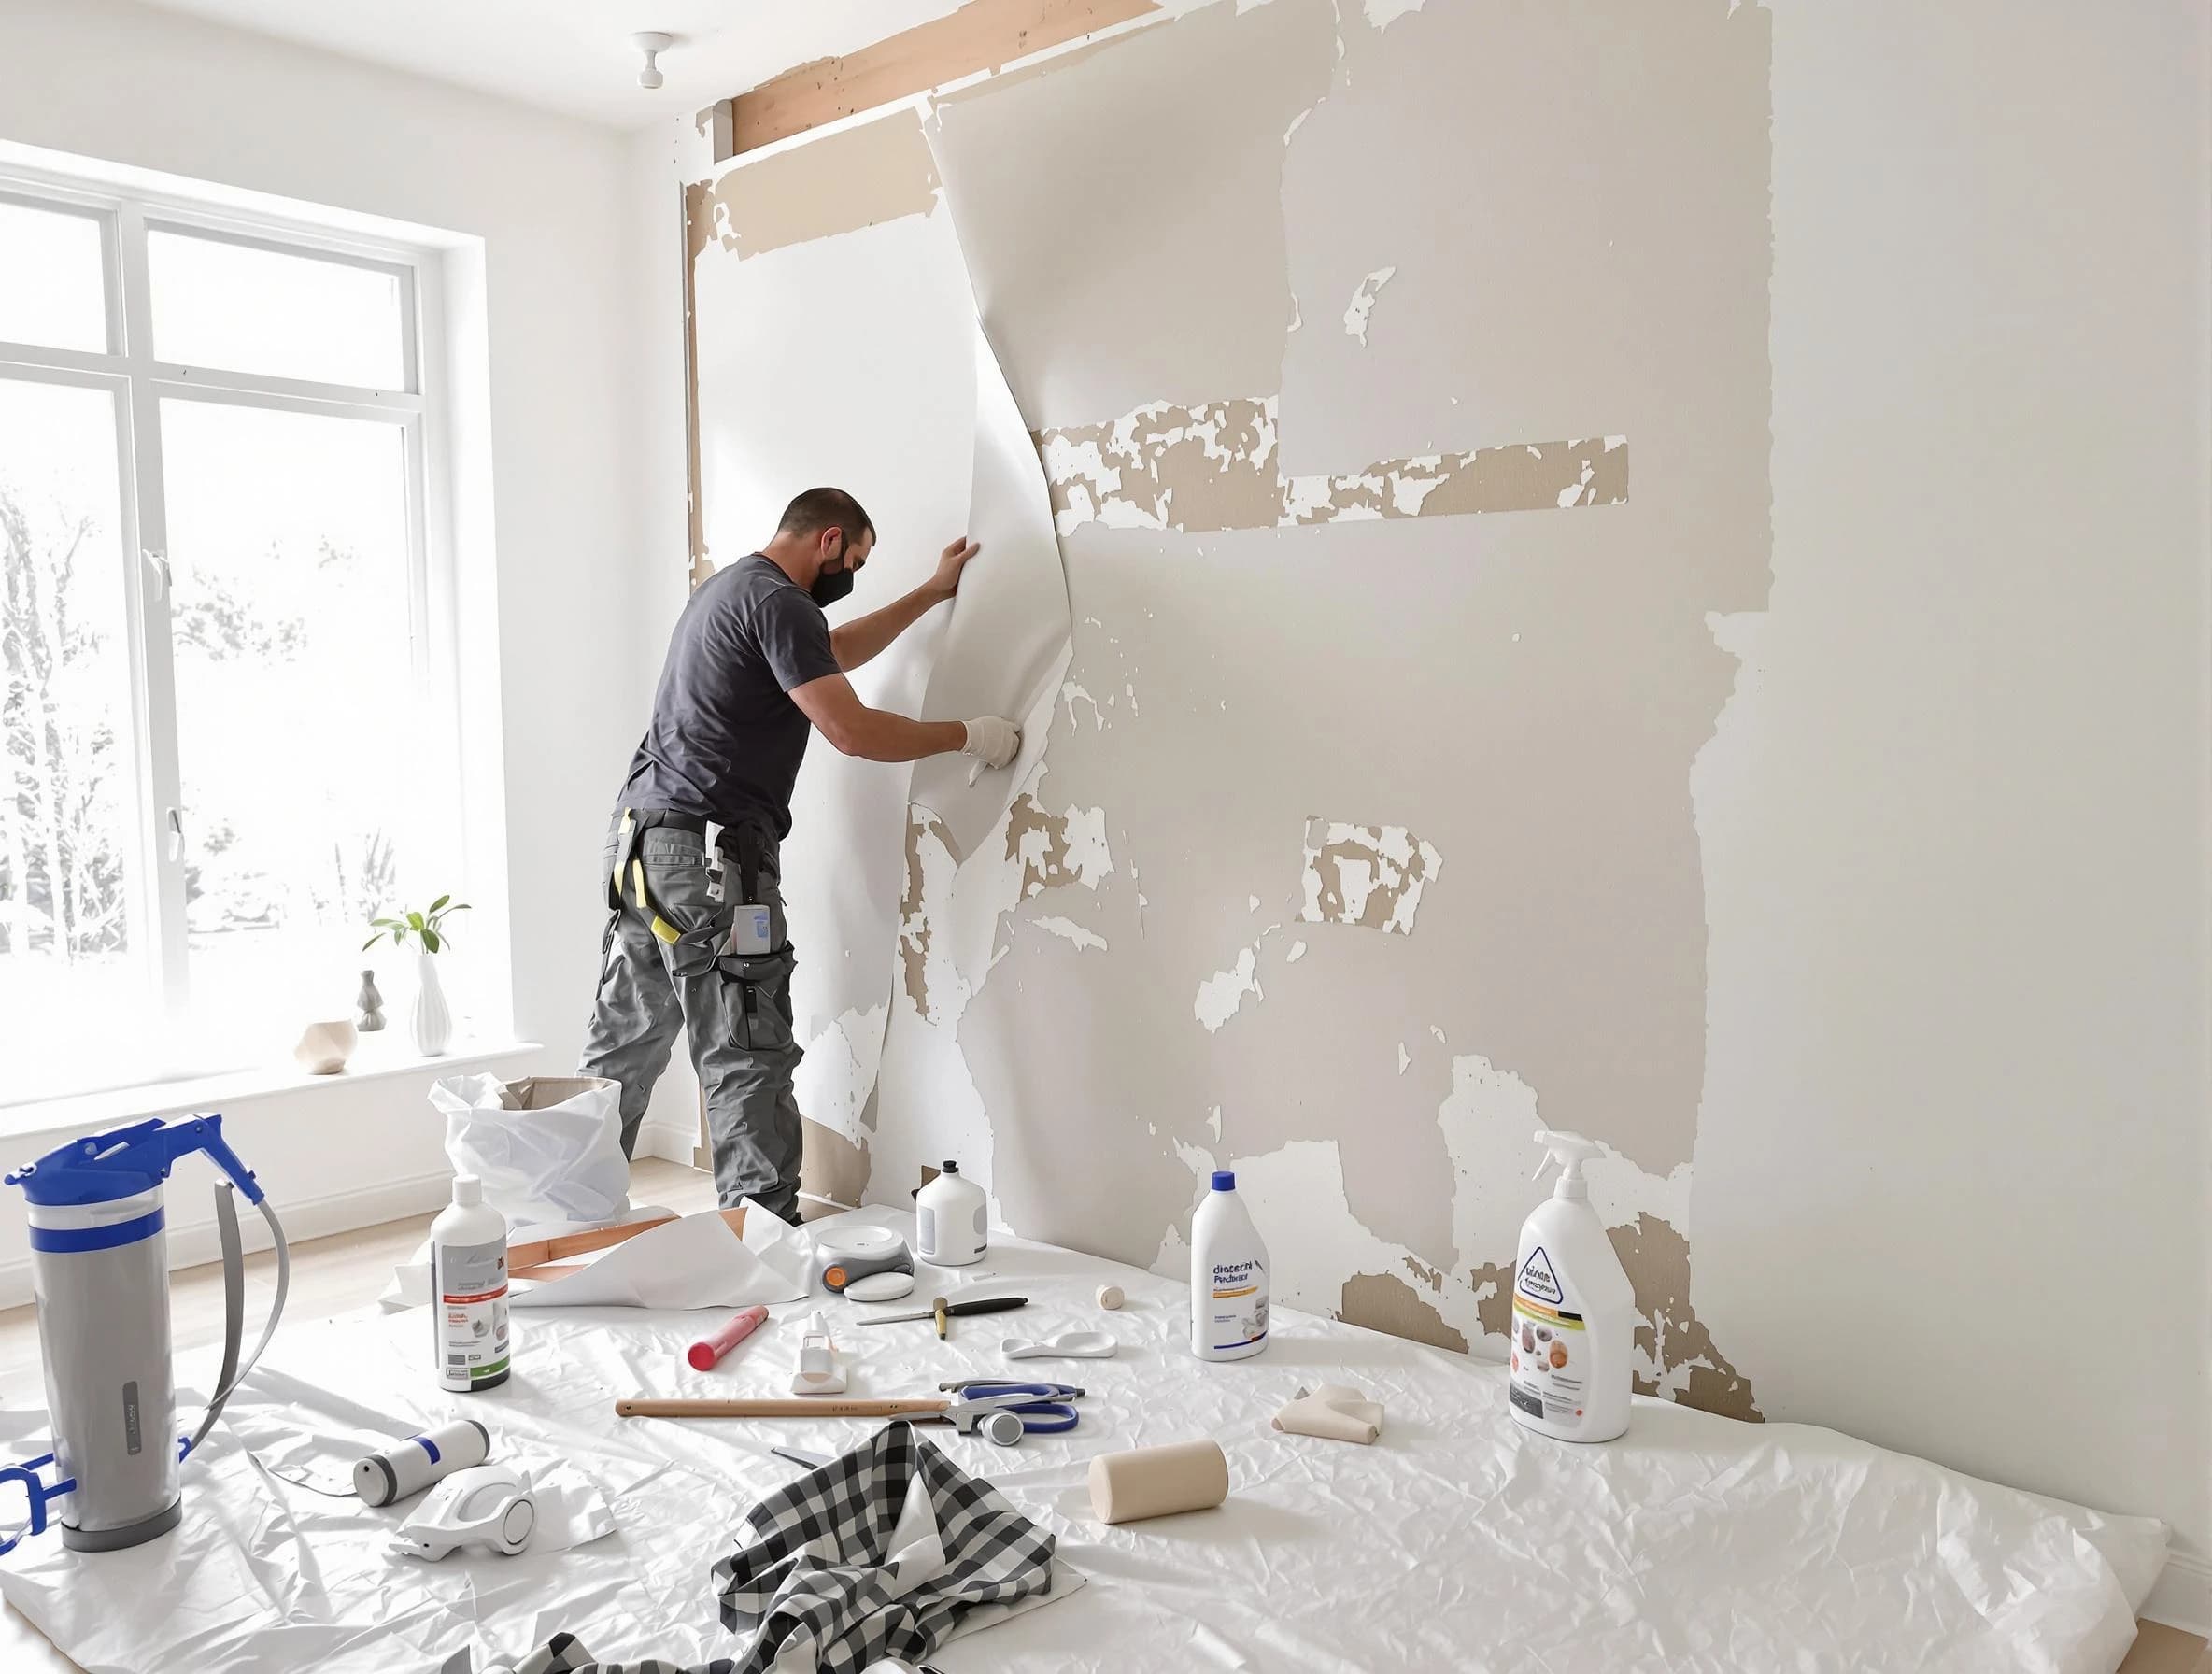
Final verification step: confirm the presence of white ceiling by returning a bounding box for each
[131,0,971,130]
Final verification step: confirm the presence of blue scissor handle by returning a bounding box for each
[0,1454,76,1556]
[956,1382,1081,1433]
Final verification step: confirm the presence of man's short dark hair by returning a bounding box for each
[778,487,874,549]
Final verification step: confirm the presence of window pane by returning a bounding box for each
[0,200,108,353]
[0,376,158,1103]
[161,401,421,1059]
[149,230,406,390]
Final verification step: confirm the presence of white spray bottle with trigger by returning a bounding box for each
[1508,1130,1633,1442]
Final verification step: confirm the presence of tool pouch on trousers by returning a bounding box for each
[721,946,796,1052]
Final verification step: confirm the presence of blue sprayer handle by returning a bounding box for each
[0,1455,76,1556]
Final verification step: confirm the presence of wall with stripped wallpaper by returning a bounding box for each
[663,0,2212,1612]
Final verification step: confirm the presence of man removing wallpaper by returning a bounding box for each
[580,488,1022,1219]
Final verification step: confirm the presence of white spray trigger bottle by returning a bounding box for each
[1509,1128,1634,1443]
[1531,1129,1603,1195]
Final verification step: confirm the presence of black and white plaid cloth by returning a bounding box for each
[472,1422,1055,1674]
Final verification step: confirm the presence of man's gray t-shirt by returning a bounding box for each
[618,555,841,838]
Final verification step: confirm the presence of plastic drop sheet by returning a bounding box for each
[0,1211,2166,1673]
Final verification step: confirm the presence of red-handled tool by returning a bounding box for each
[687,1305,769,1370]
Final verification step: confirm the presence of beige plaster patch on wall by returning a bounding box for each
[800,1116,872,1211]
[1609,1213,1761,1421]
[1280,434,1629,525]
[1035,396,1281,536]
[1298,817,1442,933]
[1005,793,1114,899]
[1468,1262,1514,1340]
[1338,1270,1469,1352]
[686,107,940,268]
[899,807,957,1021]
[1033,393,1627,532]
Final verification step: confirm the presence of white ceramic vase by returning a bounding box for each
[412,951,453,1057]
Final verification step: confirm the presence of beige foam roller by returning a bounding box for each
[1087,1440,1229,1525]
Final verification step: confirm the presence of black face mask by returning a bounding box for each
[810,540,857,608]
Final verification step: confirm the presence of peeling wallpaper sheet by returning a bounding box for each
[906,326,1074,861]
[684,0,1772,1424]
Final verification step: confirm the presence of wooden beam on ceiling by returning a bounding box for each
[724,0,1160,163]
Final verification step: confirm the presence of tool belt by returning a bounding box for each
[608,808,764,945]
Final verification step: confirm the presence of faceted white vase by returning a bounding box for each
[411,952,453,1057]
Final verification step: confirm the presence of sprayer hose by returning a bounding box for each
[187,1196,291,1455]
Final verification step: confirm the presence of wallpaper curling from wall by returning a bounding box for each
[682,0,1773,1424]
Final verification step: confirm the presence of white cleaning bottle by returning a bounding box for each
[915,1160,988,1266]
[1190,1170,1269,1361]
[431,1174,511,1393]
[1508,1131,1632,1441]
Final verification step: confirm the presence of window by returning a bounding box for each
[0,176,462,1104]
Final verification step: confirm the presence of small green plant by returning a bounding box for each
[364,894,471,955]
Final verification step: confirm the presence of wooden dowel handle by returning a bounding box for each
[616,1397,948,1419]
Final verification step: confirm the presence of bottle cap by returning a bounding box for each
[453,1175,482,1206]
[941,1160,960,1174]
[1211,1170,1236,1191]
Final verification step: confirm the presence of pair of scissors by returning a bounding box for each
[940,1382,1083,1446]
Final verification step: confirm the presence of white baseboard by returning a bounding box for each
[0,1168,455,1312]
[638,1117,703,1169]
[2145,1551,2212,1637]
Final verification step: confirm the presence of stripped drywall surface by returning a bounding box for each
[1032,392,1629,534]
[686,107,940,268]
[682,0,1775,1426]
[1298,818,1441,933]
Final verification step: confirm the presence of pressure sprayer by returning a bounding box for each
[0,1114,290,1554]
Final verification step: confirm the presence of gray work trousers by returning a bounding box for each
[578,816,803,1221]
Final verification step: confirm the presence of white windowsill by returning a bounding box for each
[0,1037,546,1143]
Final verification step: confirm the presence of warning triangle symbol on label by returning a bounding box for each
[1518,1246,1563,1305]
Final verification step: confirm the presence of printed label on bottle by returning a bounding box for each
[435,1238,510,1391]
[1205,1257,1269,1351]
[1508,1284,1588,1428]
[916,1205,936,1256]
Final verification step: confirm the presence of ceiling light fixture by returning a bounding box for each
[631,32,674,92]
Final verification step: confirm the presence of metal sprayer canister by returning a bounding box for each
[24,1185,182,1549]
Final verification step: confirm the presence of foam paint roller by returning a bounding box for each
[353,1420,492,1507]
[1086,1439,1229,1525]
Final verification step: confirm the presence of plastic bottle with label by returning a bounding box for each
[1508,1130,1632,1442]
[915,1160,987,1266]
[1190,1170,1269,1361]
[431,1175,510,1392]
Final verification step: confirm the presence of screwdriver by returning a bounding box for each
[855,1295,1028,1340]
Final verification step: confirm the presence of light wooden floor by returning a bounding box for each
[0,1157,719,1405]
[1,1156,2203,1672]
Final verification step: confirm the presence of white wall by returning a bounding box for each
[0,0,665,1283]
[1698,0,2210,1624]
[622,120,713,1167]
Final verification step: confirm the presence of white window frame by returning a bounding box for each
[0,164,462,1100]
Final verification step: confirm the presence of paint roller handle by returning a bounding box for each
[617,1397,949,1419]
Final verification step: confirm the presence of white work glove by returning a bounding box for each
[960,716,1021,771]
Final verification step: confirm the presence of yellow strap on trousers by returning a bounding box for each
[617,810,683,945]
